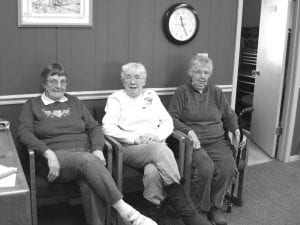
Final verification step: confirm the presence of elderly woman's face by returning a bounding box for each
[122,72,146,98]
[43,74,67,101]
[189,63,212,92]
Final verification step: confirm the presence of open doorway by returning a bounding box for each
[236,0,294,165]
[235,0,272,166]
[235,0,261,130]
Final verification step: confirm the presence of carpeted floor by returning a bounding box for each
[38,160,300,225]
[224,160,300,225]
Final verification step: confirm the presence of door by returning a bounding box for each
[250,0,293,157]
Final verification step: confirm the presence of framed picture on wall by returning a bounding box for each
[18,0,93,27]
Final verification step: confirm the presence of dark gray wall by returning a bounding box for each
[0,0,238,164]
[0,0,238,95]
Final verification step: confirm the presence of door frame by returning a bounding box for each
[278,0,300,162]
[232,0,300,162]
[231,0,243,110]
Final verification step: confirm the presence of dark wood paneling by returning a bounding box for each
[70,28,96,91]
[57,28,71,79]
[217,0,236,85]
[94,0,109,90]
[151,0,172,87]
[128,0,155,73]
[195,0,211,54]
[20,29,43,94]
[0,0,22,94]
[0,0,238,95]
[106,0,130,90]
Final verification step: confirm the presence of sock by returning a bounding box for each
[112,199,135,219]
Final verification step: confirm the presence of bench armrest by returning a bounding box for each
[104,135,124,191]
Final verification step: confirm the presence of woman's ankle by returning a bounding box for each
[112,199,134,218]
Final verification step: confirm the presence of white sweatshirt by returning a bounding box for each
[102,89,174,144]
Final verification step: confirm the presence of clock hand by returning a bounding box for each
[180,16,188,36]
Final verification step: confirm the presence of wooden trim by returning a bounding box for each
[231,0,244,110]
[0,85,232,105]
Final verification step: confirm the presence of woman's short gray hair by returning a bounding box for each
[188,53,213,77]
[41,63,67,86]
[121,62,147,79]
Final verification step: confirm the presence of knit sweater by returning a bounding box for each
[17,94,105,155]
[102,89,173,144]
[168,84,238,145]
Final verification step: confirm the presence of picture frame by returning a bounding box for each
[18,0,93,27]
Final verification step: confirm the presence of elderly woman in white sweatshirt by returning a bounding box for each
[102,62,212,225]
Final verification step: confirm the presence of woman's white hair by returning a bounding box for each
[187,53,213,77]
[121,62,147,79]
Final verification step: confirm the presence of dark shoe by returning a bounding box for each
[197,211,212,225]
[145,201,162,222]
[144,200,169,225]
[208,208,227,225]
[165,180,212,225]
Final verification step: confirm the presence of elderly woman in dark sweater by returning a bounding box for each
[17,63,156,225]
[168,54,241,225]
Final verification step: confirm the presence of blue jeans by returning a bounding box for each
[36,148,123,225]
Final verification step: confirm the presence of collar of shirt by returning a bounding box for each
[190,83,208,94]
[41,93,68,105]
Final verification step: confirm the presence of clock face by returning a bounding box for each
[169,8,197,41]
[163,4,199,45]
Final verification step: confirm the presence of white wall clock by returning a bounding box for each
[163,3,199,45]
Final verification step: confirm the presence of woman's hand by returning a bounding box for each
[234,129,246,149]
[93,150,106,165]
[140,134,160,144]
[44,149,60,182]
[188,130,201,149]
[134,134,160,144]
[134,136,142,145]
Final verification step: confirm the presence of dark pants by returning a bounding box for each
[37,148,123,225]
[190,140,237,212]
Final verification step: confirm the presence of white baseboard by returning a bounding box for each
[285,155,300,162]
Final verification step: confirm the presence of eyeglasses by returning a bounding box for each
[47,79,67,87]
[124,74,145,82]
[190,69,211,78]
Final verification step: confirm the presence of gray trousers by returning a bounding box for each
[37,149,123,225]
[122,142,181,205]
[191,140,237,212]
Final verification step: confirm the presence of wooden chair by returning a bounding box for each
[181,127,250,211]
[182,107,254,212]
[28,140,113,225]
[227,107,254,208]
